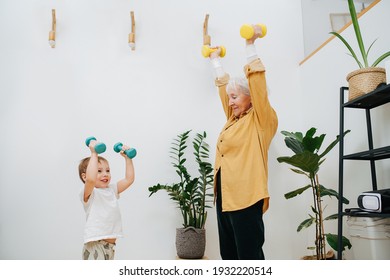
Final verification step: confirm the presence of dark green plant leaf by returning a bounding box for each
[318,158,326,167]
[324,214,338,221]
[319,185,350,204]
[284,137,304,154]
[277,151,320,174]
[281,130,303,142]
[290,168,309,177]
[304,127,316,139]
[297,217,314,232]
[284,185,311,199]
[302,130,325,153]
[326,233,352,252]
[319,130,350,158]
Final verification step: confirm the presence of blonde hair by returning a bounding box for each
[78,156,108,183]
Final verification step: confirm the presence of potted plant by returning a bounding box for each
[148,130,214,259]
[330,0,390,101]
[277,127,352,260]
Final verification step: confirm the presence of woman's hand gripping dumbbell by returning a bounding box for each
[113,142,137,159]
[85,136,106,154]
[201,45,226,58]
[240,23,267,40]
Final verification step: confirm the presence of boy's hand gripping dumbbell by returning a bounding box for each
[113,142,137,159]
[85,136,106,154]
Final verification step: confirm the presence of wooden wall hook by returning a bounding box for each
[203,14,210,46]
[128,11,136,50]
[49,9,56,48]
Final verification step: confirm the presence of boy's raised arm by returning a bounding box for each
[83,142,98,202]
[117,145,135,194]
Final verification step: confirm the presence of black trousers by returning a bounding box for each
[216,171,265,260]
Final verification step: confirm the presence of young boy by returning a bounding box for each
[78,140,135,260]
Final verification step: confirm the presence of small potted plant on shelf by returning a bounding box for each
[148,130,214,259]
[330,0,390,101]
[277,127,352,260]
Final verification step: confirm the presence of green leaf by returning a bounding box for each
[330,31,364,68]
[310,206,318,215]
[302,128,325,153]
[348,0,368,67]
[281,130,303,142]
[318,158,326,167]
[319,185,350,204]
[324,214,338,221]
[284,185,311,199]
[319,130,350,158]
[366,38,378,59]
[290,168,309,177]
[303,127,316,140]
[372,51,390,67]
[277,151,320,174]
[297,217,315,232]
[284,137,304,154]
[326,233,352,251]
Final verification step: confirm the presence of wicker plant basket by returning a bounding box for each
[346,67,386,101]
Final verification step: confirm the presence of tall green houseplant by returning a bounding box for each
[277,127,352,260]
[148,130,214,229]
[330,0,390,68]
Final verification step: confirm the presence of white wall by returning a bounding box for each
[0,0,305,260]
[299,0,390,260]
[301,0,375,57]
[302,0,348,56]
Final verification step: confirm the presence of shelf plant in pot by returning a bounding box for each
[330,0,390,101]
[277,127,352,260]
[148,130,214,259]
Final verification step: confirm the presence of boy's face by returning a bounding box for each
[95,160,111,188]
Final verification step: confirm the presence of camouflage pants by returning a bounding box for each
[82,240,116,260]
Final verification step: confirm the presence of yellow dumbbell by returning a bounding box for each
[240,24,267,39]
[201,45,226,58]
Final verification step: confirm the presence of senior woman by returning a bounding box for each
[208,26,278,260]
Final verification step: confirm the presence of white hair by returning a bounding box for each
[226,77,250,96]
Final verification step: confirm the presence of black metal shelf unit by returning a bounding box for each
[337,83,390,260]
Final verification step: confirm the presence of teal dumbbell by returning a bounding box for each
[85,136,106,154]
[113,142,137,159]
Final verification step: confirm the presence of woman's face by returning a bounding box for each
[227,89,252,117]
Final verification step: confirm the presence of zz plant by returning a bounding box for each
[277,127,352,259]
[148,130,214,229]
